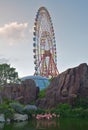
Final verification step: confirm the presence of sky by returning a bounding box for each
[0,0,88,77]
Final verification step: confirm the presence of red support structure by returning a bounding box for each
[39,50,59,78]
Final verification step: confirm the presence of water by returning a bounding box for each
[0,118,88,130]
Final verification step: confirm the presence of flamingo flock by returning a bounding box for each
[36,113,60,120]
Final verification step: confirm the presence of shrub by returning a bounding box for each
[49,103,71,117]
[82,109,88,118]
[0,103,15,121]
[0,104,8,114]
[70,107,83,118]
[38,88,46,99]
[73,97,88,109]
[4,107,15,121]
[36,108,45,114]
[50,109,60,115]
[10,102,24,114]
[57,103,71,110]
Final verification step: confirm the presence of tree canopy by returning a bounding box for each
[0,64,20,86]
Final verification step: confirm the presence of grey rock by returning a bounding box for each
[14,113,28,122]
[23,105,37,111]
[0,114,5,122]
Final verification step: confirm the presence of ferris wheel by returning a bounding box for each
[33,7,59,78]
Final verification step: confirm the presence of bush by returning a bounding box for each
[36,108,45,114]
[82,109,88,118]
[0,103,15,121]
[4,107,15,121]
[73,97,88,109]
[50,108,60,115]
[70,107,83,118]
[49,103,71,117]
[0,104,9,114]
[10,102,24,114]
[57,103,71,110]
[38,88,46,99]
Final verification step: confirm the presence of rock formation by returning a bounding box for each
[1,79,39,104]
[36,63,88,108]
[1,63,88,109]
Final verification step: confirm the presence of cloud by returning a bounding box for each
[0,58,9,64]
[0,56,19,64]
[0,22,28,42]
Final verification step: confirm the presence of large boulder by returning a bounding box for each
[21,79,38,104]
[36,63,88,108]
[1,79,39,104]
[14,113,28,122]
[23,105,37,111]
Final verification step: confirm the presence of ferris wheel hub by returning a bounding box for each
[43,50,51,57]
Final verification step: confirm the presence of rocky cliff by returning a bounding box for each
[1,63,88,108]
[1,79,39,104]
[36,63,88,109]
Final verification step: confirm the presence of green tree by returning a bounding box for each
[0,63,20,86]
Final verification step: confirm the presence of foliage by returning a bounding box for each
[36,108,45,114]
[0,103,15,121]
[49,77,55,82]
[0,63,20,87]
[50,103,71,116]
[73,97,88,109]
[4,107,15,121]
[29,101,35,105]
[56,103,71,110]
[0,97,88,120]
[2,97,12,105]
[0,100,25,121]
[70,107,83,118]
[82,109,88,118]
[10,102,24,114]
[38,88,46,99]
[49,102,88,118]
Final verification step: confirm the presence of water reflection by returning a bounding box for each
[0,118,88,130]
[13,121,28,129]
[36,119,60,129]
[0,123,4,129]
